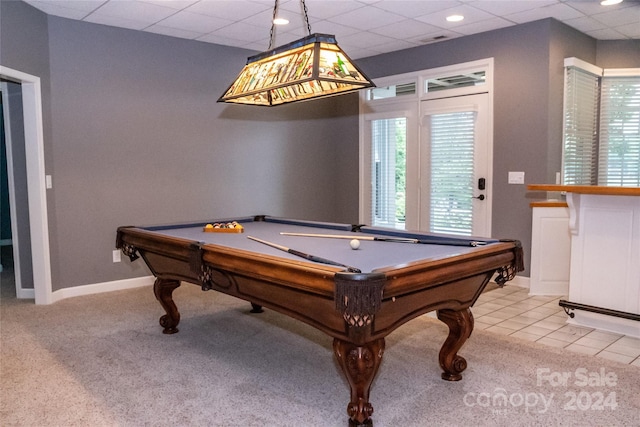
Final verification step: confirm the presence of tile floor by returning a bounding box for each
[475,285,640,367]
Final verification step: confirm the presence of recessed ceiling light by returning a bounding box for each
[273,17,289,25]
[600,0,623,5]
[446,14,464,23]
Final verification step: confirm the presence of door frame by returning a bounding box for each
[359,58,494,235]
[0,65,52,304]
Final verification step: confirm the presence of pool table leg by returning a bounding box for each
[333,337,385,427]
[437,308,474,381]
[153,278,181,334]
[250,303,264,313]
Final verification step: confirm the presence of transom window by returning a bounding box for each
[426,71,486,93]
[369,82,416,100]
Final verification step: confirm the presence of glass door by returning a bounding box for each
[361,100,419,230]
[420,93,491,236]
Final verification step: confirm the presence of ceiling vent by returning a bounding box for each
[420,35,448,44]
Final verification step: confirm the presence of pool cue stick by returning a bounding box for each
[247,236,361,273]
[281,232,417,243]
[280,232,487,247]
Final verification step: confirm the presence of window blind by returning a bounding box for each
[371,117,406,228]
[598,76,640,186]
[563,66,600,185]
[429,111,475,235]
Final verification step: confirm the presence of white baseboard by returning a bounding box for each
[50,276,155,303]
[493,275,529,290]
[507,276,530,289]
[567,311,640,339]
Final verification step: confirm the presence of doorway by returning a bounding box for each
[359,59,494,237]
[0,66,52,304]
[1,91,12,275]
[419,93,491,236]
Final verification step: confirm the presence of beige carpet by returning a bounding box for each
[1,280,638,427]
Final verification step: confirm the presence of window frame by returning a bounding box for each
[561,57,640,187]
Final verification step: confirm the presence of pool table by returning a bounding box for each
[116,215,523,426]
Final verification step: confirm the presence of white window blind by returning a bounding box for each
[598,76,640,186]
[562,58,640,187]
[371,117,406,228]
[562,66,600,185]
[429,111,475,235]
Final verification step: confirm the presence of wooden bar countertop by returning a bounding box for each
[527,184,640,197]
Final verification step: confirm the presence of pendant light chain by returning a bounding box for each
[301,0,312,36]
[268,0,279,50]
[269,0,312,50]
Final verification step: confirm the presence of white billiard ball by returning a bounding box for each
[350,239,360,250]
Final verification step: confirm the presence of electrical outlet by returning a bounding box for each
[112,249,121,263]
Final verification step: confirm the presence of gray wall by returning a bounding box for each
[1,1,359,291]
[0,0,53,168]
[1,0,638,291]
[357,19,638,274]
[597,40,640,68]
[1,1,51,290]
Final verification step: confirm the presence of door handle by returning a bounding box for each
[473,194,485,200]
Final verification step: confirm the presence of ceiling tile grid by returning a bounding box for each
[23,0,640,58]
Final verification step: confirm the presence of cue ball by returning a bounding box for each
[350,239,360,250]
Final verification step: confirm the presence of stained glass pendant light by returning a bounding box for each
[218,0,375,106]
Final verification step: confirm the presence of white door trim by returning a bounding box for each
[419,93,492,236]
[0,65,52,304]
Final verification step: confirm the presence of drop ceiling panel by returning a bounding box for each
[22,0,640,59]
